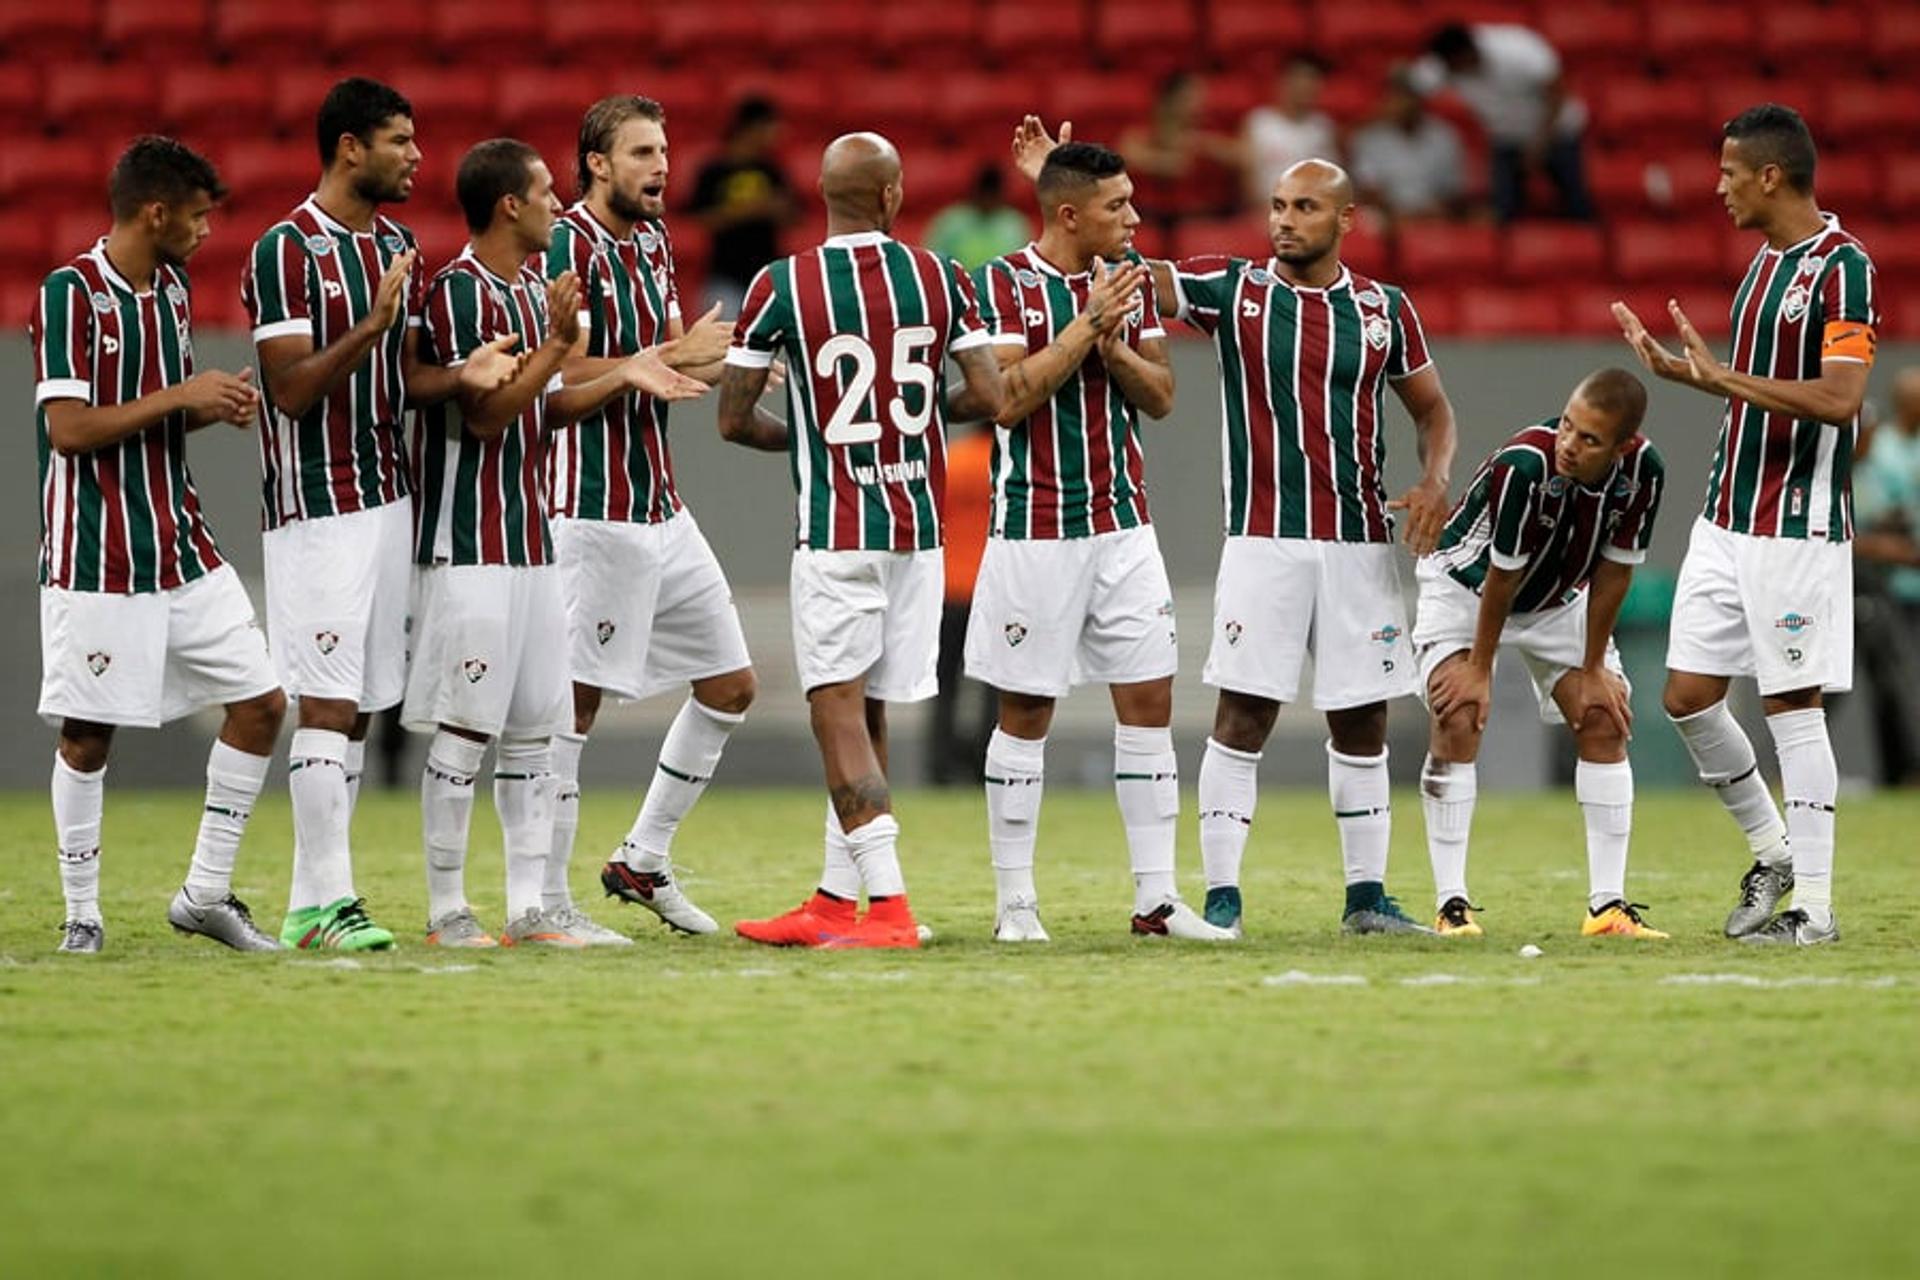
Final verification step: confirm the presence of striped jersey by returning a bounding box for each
[412,249,556,567]
[975,245,1166,540]
[32,240,224,593]
[1705,215,1875,541]
[242,197,426,529]
[545,204,683,524]
[1174,257,1431,542]
[1431,422,1664,615]
[728,231,992,552]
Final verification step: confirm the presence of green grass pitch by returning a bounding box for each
[2,785,1916,1277]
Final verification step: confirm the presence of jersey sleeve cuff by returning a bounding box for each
[724,347,775,369]
[950,329,994,354]
[1388,358,1435,382]
[1600,545,1647,565]
[250,318,310,342]
[1489,549,1529,571]
[1140,322,1166,340]
[35,378,90,405]
[991,334,1028,347]
[545,372,565,396]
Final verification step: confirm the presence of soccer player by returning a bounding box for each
[969,136,1231,943]
[1614,104,1876,946]
[34,137,282,953]
[242,77,516,951]
[718,133,1007,949]
[406,139,708,949]
[1414,370,1669,939]
[544,95,749,939]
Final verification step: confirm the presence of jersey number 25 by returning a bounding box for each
[814,325,936,445]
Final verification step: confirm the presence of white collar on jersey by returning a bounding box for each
[302,195,380,238]
[823,230,893,248]
[1260,260,1354,296]
[569,201,646,247]
[1765,211,1841,258]
[456,244,522,290]
[86,237,142,296]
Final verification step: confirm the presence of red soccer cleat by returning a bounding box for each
[734,891,857,947]
[821,896,922,950]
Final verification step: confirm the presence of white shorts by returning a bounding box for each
[1412,559,1626,725]
[964,525,1178,697]
[551,510,751,702]
[1203,536,1415,710]
[790,547,942,702]
[38,565,279,728]
[1666,517,1853,696]
[262,500,412,711]
[402,563,570,738]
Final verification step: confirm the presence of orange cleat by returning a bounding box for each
[734,891,858,947]
[822,896,923,950]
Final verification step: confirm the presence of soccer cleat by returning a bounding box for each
[821,897,922,950]
[1582,900,1669,939]
[499,907,588,949]
[1434,897,1485,937]
[993,896,1051,943]
[600,860,718,935]
[1739,908,1839,947]
[425,907,498,949]
[1725,860,1794,937]
[1342,893,1435,936]
[1131,898,1238,941]
[547,903,632,947]
[169,888,281,951]
[1203,885,1243,936]
[735,892,857,947]
[280,897,395,951]
[56,919,103,954]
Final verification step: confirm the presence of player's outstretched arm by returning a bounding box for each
[257,249,414,419]
[1429,564,1522,733]
[1665,300,1869,426]
[994,260,1144,424]
[45,369,258,454]
[1100,331,1174,419]
[716,362,788,452]
[946,345,1010,424]
[1386,366,1458,555]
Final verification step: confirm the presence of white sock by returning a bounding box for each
[287,728,353,911]
[1576,758,1634,911]
[1669,701,1789,864]
[846,812,906,898]
[52,754,105,925]
[1115,724,1178,913]
[546,731,587,911]
[423,730,487,922]
[624,698,742,872]
[985,728,1045,908]
[1198,737,1259,890]
[1328,742,1391,887]
[1422,754,1477,908]
[820,804,861,900]
[344,737,366,817]
[185,740,272,903]
[495,738,555,921]
[1768,708,1837,920]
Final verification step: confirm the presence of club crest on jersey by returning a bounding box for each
[90,291,114,314]
[166,283,188,307]
[305,235,334,256]
[461,657,489,683]
[314,630,339,655]
[1363,315,1391,350]
[1016,269,1043,288]
[1781,284,1810,322]
[1775,612,1814,635]
[595,618,616,646]
[382,234,406,253]
[1004,622,1028,648]
[1224,620,1243,647]
[85,650,110,676]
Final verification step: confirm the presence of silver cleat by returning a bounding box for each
[57,919,104,954]
[1725,860,1794,937]
[548,903,633,947]
[425,907,498,948]
[993,897,1051,943]
[169,889,281,951]
[1739,908,1839,947]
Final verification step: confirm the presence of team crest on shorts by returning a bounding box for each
[313,630,340,655]
[1363,315,1391,350]
[1224,620,1243,647]
[85,650,110,676]
[1004,622,1028,648]
[462,657,489,683]
[595,618,616,646]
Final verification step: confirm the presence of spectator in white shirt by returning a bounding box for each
[1352,68,1470,222]
[1243,54,1341,207]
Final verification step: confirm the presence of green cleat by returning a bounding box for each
[281,896,396,951]
[1341,882,1434,935]
[1203,885,1243,935]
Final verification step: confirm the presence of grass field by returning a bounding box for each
[2,784,1916,1278]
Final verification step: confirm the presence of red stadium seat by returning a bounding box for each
[1646,8,1759,76]
[185,237,250,327]
[1504,223,1606,284]
[1046,71,1156,147]
[981,4,1087,67]
[1342,217,1392,281]
[1455,286,1566,337]
[385,66,500,136]
[654,8,769,69]
[0,0,101,62]
[1170,213,1272,262]
[498,67,626,139]
[1314,4,1427,79]
[1587,150,1674,216]
[765,4,876,69]
[323,2,432,61]
[0,140,101,218]
[874,7,978,62]
[161,68,275,139]
[898,151,977,211]
[1845,223,1917,279]
[1,275,46,328]
[835,72,946,149]
[1590,81,1713,150]
[45,64,160,136]
[1393,222,1500,284]
[1883,161,1920,218]
[0,59,39,125]
[212,1,325,65]
[719,74,831,138]
[404,211,470,270]
[1096,3,1200,73]
[217,141,318,208]
[1409,283,1460,337]
[934,72,1028,139]
[1538,7,1649,76]
[1868,8,1920,76]
[1612,219,1721,285]
[1822,83,1920,152]
[1758,7,1868,78]
[271,69,354,137]
[102,0,208,63]
[427,0,545,68]
[545,4,649,67]
[1815,155,1880,221]
[1205,4,1309,66]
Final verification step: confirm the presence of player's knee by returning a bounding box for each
[1662,684,1710,721]
[1433,709,1482,761]
[697,668,756,716]
[57,721,113,772]
[1573,713,1625,758]
[233,688,289,740]
[1326,702,1388,756]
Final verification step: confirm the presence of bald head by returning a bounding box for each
[820,132,902,228]
[1267,159,1355,273]
[1274,159,1354,209]
[1894,367,1920,431]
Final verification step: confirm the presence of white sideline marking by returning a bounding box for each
[1662,973,1902,989]
[1263,970,1368,986]
[301,958,363,970]
[412,964,479,975]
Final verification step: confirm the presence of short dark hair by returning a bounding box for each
[726,95,778,139]
[1036,141,1127,212]
[317,77,414,167]
[576,94,665,197]
[1724,103,1817,194]
[108,135,226,220]
[456,138,541,231]
[1427,23,1475,62]
[1576,367,1648,439]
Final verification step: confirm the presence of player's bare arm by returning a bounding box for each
[1099,331,1174,419]
[1429,564,1522,733]
[404,328,523,406]
[1385,365,1458,555]
[45,369,258,454]
[994,260,1145,424]
[1666,300,1869,426]
[945,345,1010,424]
[1564,558,1635,740]
[256,249,414,419]
[459,272,581,439]
[658,302,733,382]
[716,361,788,452]
[1143,259,1183,320]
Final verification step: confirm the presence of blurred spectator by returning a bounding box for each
[1118,72,1244,235]
[1243,54,1341,204]
[1351,67,1470,222]
[1851,369,1920,784]
[687,96,798,313]
[925,165,1031,270]
[931,423,998,785]
[1412,22,1593,223]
